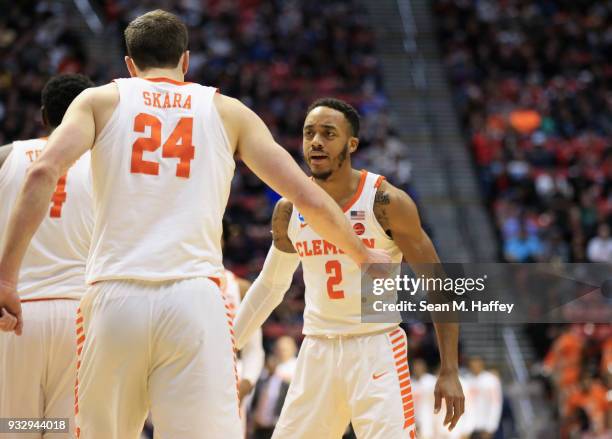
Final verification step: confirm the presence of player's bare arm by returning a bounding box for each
[271,198,297,253]
[0,85,115,334]
[374,180,465,431]
[0,143,13,170]
[214,93,388,267]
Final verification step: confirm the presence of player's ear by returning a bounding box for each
[349,136,359,153]
[125,57,138,77]
[181,51,189,75]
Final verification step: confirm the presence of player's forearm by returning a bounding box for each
[233,245,299,349]
[293,186,368,264]
[0,163,59,282]
[240,328,265,385]
[433,322,460,372]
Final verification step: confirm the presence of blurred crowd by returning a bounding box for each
[437,1,611,436]
[435,0,611,264]
[536,324,612,438]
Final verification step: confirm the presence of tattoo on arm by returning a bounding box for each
[373,188,393,238]
[271,199,297,253]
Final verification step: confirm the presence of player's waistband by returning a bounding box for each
[306,325,399,340]
[21,297,80,303]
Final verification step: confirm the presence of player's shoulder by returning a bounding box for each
[373,178,416,211]
[213,93,245,116]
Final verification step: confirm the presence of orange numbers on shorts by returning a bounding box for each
[49,174,68,218]
[130,113,195,178]
[325,259,345,299]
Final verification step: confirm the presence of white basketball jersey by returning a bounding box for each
[287,170,403,336]
[87,77,235,283]
[0,138,93,300]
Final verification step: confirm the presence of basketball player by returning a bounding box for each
[0,74,94,438]
[234,98,465,438]
[0,10,389,439]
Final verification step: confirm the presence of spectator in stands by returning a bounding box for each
[251,336,298,439]
[503,226,543,262]
[586,223,612,262]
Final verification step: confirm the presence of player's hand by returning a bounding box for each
[434,369,464,431]
[364,248,392,265]
[361,248,393,280]
[0,280,22,335]
[237,379,254,404]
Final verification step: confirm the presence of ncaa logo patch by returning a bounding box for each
[353,222,365,235]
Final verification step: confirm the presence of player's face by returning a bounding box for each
[302,106,357,181]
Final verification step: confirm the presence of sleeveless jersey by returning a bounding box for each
[0,138,93,300]
[287,170,403,336]
[87,77,235,283]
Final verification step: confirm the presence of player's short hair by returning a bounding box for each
[124,10,188,71]
[41,74,94,128]
[307,98,360,137]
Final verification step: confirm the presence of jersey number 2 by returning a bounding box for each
[325,260,345,299]
[130,113,195,178]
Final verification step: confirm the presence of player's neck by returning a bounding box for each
[138,68,184,82]
[314,166,362,208]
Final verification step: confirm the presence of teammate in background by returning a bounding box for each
[0,74,94,438]
[234,98,464,438]
[0,10,389,439]
[464,357,502,439]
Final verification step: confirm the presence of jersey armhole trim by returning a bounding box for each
[209,98,236,168]
[93,82,122,148]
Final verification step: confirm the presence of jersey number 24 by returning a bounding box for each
[130,113,195,178]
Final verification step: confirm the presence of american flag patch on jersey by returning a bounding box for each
[350,210,365,220]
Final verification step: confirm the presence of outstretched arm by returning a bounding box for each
[374,180,464,431]
[233,199,300,349]
[216,95,389,267]
[0,89,96,334]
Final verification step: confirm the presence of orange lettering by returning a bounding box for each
[312,240,322,256]
[143,91,152,106]
[152,93,161,107]
[323,240,337,255]
[184,95,192,109]
[295,242,304,257]
[363,238,375,248]
[304,241,313,257]
[25,150,35,162]
[163,93,171,108]
[173,93,182,108]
